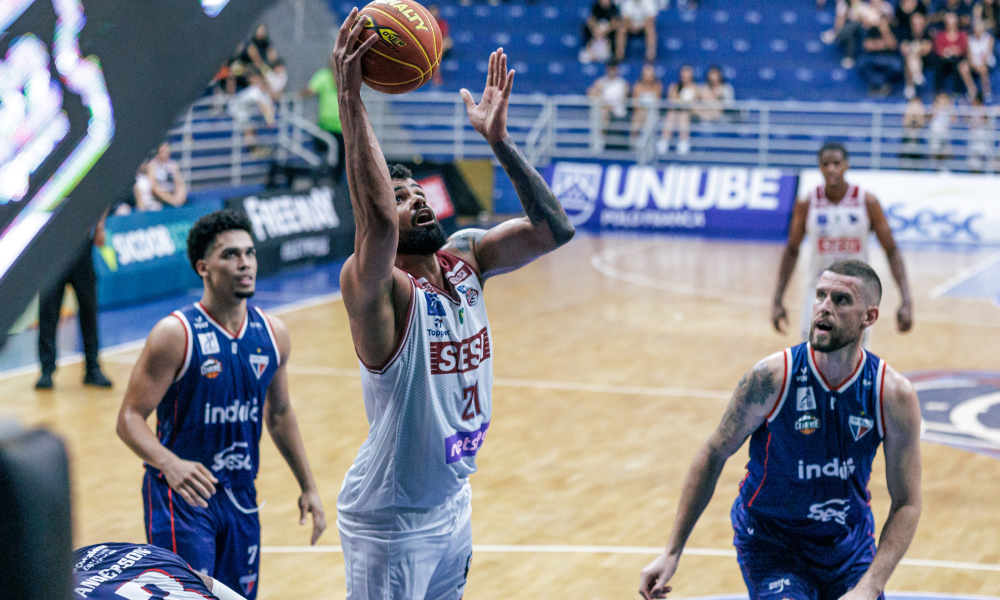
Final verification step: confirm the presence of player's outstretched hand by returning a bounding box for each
[162,457,218,508]
[771,301,788,334]
[332,7,379,96]
[299,488,327,545]
[896,301,913,333]
[638,551,678,600]
[460,47,515,145]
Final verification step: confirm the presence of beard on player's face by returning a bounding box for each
[397,221,447,255]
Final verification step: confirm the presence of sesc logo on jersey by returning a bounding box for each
[249,354,269,380]
[200,358,222,379]
[849,415,874,441]
[198,331,220,355]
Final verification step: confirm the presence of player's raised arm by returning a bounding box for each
[333,8,406,365]
[840,368,922,600]
[455,48,575,280]
[639,353,786,600]
[260,314,326,545]
[866,193,913,332]
[772,198,809,333]
[116,317,218,508]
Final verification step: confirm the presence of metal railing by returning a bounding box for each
[164,92,999,193]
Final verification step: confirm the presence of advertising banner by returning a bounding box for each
[226,183,356,276]
[95,204,217,307]
[798,170,1000,246]
[544,162,799,240]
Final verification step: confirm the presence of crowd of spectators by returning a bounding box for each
[586,61,734,155]
[824,0,998,101]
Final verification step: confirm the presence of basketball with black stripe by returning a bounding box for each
[356,0,443,94]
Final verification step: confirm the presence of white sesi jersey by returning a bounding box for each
[338,251,493,512]
[804,183,870,287]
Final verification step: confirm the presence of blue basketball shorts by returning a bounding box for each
[143,470,261,599]
[731,498,884,600]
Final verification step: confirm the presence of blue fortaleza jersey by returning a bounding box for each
[148,303,280,489]
[73,543,217,599]
[737,342,887,537]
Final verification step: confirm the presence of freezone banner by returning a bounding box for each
[94,205,216,307]
[799,169,1000,246]
[545,162,799,240]
[225,182,357,276]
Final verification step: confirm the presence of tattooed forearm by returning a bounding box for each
[738,363,777,406]
[491,134,575,246]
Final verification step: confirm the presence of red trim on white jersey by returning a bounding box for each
[358,277,417,374]
[807,343,866,393]
[194,302,248,340]
[766,348,794,423]
[169,311,193,382]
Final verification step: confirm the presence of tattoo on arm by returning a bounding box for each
[491,134,575,245]
[717,364,776,441]
[449,230,484,254]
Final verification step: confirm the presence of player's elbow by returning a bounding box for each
[552,221,575,247]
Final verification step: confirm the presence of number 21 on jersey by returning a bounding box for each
[462,383,482,421]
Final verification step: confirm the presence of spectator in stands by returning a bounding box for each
[243,23,273,73]
[823,0,892,69]
[975,0,1000,36]
[930,0,973,30]
[264,47,288,100]
[657,64,699,155]
[228,66,276,157]
[580,25,613,64]
[968,19,995,100]
[617,0,660,62]
[901,11,934,98]
[630,63,663,145]
[933,12,978,96]
[583,0,623,63]
[927,92,955,166]
[587,61,630,133]
[859,14,903,96]
[139,143,187,210]
[428,5,453,85]
[302,56,345,182]
[967,93,994,169]
[899,96,927,167]
[697,65,735,121]
[894,0,928,40]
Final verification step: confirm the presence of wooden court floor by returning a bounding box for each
[2,234,999,599]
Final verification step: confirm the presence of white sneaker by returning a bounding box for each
[657,139,670,154]
[841,57,855,69]
[904,85,916,99]
[821,30,836,45]
[677,139,691,155]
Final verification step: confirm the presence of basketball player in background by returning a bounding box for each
[332,11,575,600]
[772,142,913,344]
[116,210,325,599]
[73,543,247,600]
[640,260,922,600]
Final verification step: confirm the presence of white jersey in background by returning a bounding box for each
[800,183,871,341]
[338,251,493,513]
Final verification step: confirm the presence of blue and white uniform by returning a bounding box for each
[732,342,888,600]
[72,543,217,599]
[143,302,279,600]
[338,251,491,600]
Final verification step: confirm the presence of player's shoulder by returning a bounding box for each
[148,313,190,349]
[756,349,791,381]
[442,228,488,272]
[863,190,881,205]
[879,361,917,404]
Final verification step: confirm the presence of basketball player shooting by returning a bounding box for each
[332,10,575,600]
[640,260,922,600]
[772,142,913,343]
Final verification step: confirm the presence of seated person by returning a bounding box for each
[930,0,973,31]
[73,543,247,599]
[617,0,659,62]
[582,0,624,61]
[630,63,663,144]
[858,14,903,96]
[228,67,277,156]
[893,0,928,41]
[587,61,630,131]
[968,19,995,101]
[901,11,934,98]
[696,65,735,121]
[932,12,977,97]
[140,143,187,209]
[263,48,287,100]
[657,64,700,156]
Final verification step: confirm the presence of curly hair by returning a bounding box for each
[186,209,254,272]
[388,163,413,180]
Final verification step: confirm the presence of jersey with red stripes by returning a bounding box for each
[804,184,871,284]
[338,251,493,512]
[737,342,886,536]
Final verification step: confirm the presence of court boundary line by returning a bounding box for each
[259,544,1000,572]
[929,253,1000,298]
[0,292,344,381]
[591,243,1000,327]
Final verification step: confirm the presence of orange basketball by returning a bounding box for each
[356,0,443,94]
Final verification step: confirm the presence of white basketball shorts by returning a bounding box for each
[338,482,473,600]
